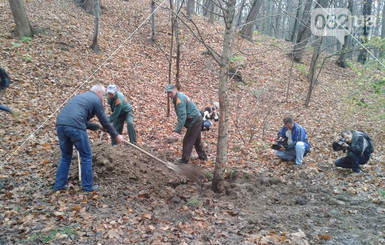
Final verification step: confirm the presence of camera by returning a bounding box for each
[332,138,346,151]
[271,141,288,150]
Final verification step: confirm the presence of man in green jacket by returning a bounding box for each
[107,84,137,145]
[166,84,207,164]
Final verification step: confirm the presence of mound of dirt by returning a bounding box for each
[52,142,189,187]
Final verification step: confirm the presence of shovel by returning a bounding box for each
[123,140,203,184]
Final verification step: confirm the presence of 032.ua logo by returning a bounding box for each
[311,8,352,44]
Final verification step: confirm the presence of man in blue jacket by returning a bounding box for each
[166,84,207,164]
[275,116,310,165]
[54,84,125,192]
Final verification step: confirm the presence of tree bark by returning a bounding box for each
[305,0,329,107]
[337,0,353,68]
[290,0,302,42]
[305,37,323,107]
[239,0,263,40]
[380,2,385,59]
[186,0,195,18]
[212,0,236,194]
[90,0,100,53]
[291,0,313,62]
[235,0,246,26]
[151,0,157,41]
[9,0,34,38]
[357,0,373,64]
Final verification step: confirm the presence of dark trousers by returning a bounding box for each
[111,111,136,145]
[182,117,207,162]
[335,151,370,173]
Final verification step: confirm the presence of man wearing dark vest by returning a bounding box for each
[106,84,137,145]
[166,84,207,164]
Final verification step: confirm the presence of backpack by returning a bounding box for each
[357,131,374,154]
[0,68,10,89]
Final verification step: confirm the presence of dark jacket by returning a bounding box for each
[107,91,132,123]
[278,122,310,151]
[56,92,118,139]
[173,92,201,133]
[348,130,373,158]
[0,68,12,113]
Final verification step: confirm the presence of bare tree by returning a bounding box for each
[239,0,263,40]
[291,0,313,63]
[151,0,157,41]
[337,0,353,68]
[9,0,35,38]
[186,0,195,18]
[381,2,385,59]
[212,0,236,193]
[305,0,330,107]
[357,0,373,64]
[90,0,100,53]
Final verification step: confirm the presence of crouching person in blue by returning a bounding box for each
[274,116,310,165]
[334,130,374,173]
[54,84,125,192]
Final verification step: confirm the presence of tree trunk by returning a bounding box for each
[290,0,302,42]
[175,0,181,89]
[208,0,215,23]
[337,0,353,68]
[90,0,100,53]
[9,0,34,38]
[212,0,236,194]
[186,0,195,18]
[305,37,323,107]
[236,0,246,26]
[151,0,157,41]
[239,0,263,40]
[167,0,175,118]
[305,0,329,107]
[381,2,385,59]
[291,0,313,63]
[274,0,283,38]
[264,0,272,36]
[357,0,373,64]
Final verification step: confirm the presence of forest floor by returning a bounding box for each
[0,0,384,244]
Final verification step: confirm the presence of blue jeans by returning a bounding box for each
[335,151,369,173]
[53,126,94,191]
[275,142,306,165]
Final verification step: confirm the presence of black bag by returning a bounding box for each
[357,131,374,154]
[0,68,10,89]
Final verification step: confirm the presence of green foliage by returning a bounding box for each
[21,36,32,45]
[372,80,385,94]
[294,63,307,75]
[346,60,361,76]
[22,54,32,62]
[25,226,75,243]
[186,198,200,208]
[204,171,213,181]
[10,42,22,49]
[379,189,385,198]
[231,55,244,62]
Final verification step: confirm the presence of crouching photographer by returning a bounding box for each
[334,130,374,173]
[273,116,310,165]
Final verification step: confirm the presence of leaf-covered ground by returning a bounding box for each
[0,0,384,244]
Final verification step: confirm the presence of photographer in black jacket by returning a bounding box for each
[334,130,374,173]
